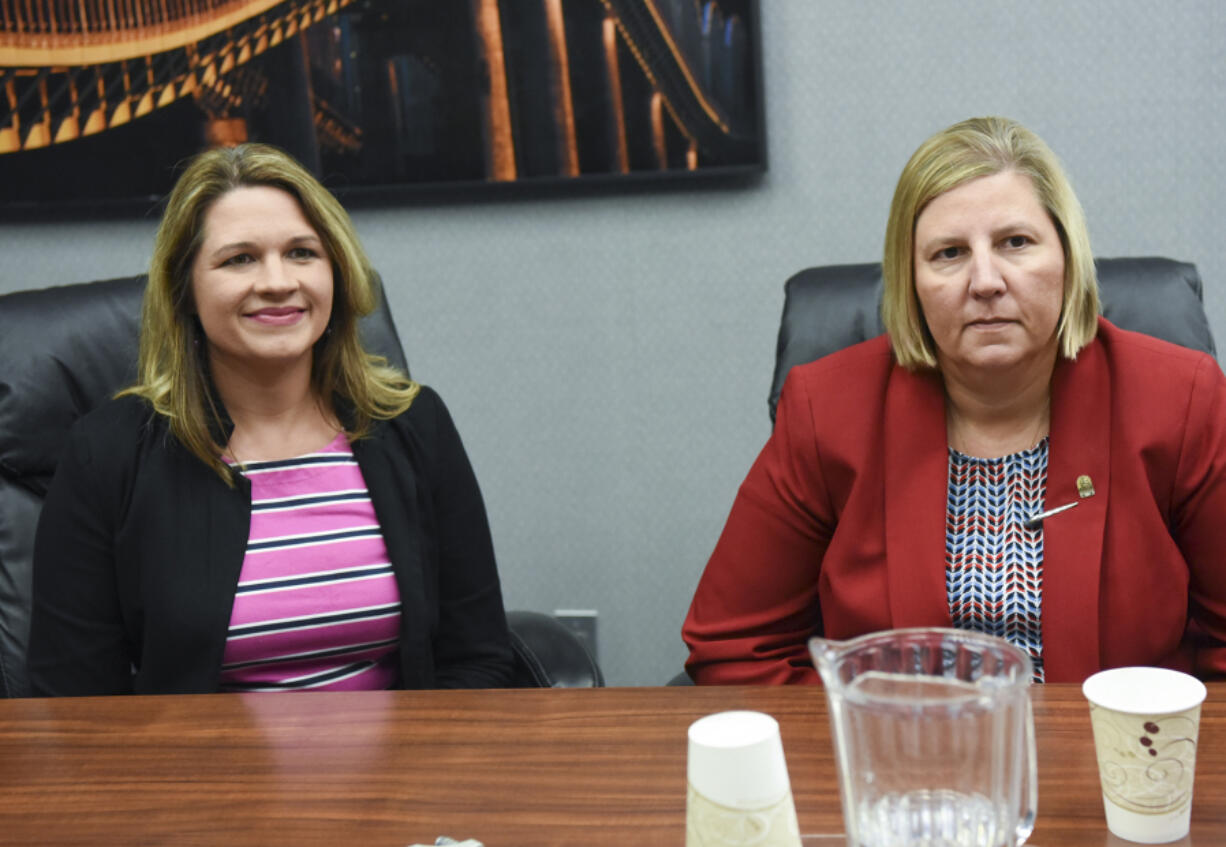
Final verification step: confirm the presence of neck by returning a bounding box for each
[208,353,338,462]
[941,349,1056,459]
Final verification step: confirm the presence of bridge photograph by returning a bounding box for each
[0,0,762,211]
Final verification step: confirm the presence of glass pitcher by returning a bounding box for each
[809,628,1037,847]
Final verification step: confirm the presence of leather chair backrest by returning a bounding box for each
[505,610,605,688]
[770,256,1217,421]
[0,274,407,698]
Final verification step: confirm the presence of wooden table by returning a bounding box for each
[0,684,1221,845]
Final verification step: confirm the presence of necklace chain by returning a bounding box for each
[948,400,1050,457]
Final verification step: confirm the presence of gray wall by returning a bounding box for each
[2,1,1223,685]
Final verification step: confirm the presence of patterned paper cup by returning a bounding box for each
[686,711,801,847]
[1083,667,1207,844]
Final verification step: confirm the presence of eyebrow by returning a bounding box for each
[990,220,1040,238]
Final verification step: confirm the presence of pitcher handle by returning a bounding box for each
[1014,694,1039,846]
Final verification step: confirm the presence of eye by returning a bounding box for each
[221,253,254,267]
[1003,234,1030,249]
[288,246,320,260]
[932,245,962,261]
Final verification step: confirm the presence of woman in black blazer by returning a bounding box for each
[29,144,514,695]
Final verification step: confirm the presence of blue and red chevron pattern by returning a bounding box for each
[945,439,1048,682]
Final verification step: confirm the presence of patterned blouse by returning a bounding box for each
[945,438,1049,682]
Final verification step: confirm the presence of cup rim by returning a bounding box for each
[688,710,779,748]
[1082,666,1207,714]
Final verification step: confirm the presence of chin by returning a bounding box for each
[237,343,315,365]
[964,349,1034,371]
[241,332,319,356]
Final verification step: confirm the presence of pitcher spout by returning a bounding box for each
[807,636,844,687]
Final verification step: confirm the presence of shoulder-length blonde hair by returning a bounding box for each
[121,143,419,483]
[881,116,1100,369]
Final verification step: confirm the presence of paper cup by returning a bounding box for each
[1083,667,1207,844]
[686,711,801,847]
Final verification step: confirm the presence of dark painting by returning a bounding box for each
[0,0,763,211]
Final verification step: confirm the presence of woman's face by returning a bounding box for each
[190,185,334,378]
[913,170,1065,379]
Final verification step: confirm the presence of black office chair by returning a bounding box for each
[0,275,602,696]
[669,256,1216,686]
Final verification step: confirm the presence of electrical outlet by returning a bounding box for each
[553,609,598,661]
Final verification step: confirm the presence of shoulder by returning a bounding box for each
[405,383,446,417]
[367,383,462,456]
[382,383,448,433]
[781,334,896,400]
[1071,319,1225,449]
[1094,317,1214,365]
[79,393,158,430]
[358,385,482,503]
[47,395,166,507]
[771,335,911,452]
[1090,318,1221,387]
[65,395,162,461]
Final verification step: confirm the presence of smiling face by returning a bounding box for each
[190,185,334,379]
[913,169,1065,380]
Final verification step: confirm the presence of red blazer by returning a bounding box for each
[683,319,1226,684]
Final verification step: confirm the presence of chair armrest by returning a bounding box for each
[506,610,604,688]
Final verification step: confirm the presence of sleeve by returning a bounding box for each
[682,371,836,684]
[419,389,515,688]
[1172,357,1226,679]
[27,418,135,696]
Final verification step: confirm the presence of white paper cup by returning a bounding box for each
[1083,667,1207,844]
[686,711,801,847]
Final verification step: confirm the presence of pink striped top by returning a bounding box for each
[218,433,402,692]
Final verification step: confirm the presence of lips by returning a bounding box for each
[245,306,305,326]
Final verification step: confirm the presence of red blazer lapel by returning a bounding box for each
[884,365,954,627]
[1042,339,1110,681]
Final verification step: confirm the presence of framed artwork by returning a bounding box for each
[0,0,764,213]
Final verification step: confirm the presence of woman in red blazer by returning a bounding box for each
[683,117,1226,684]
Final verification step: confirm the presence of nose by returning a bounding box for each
[253,257,298,296]
[967,250,1006,298]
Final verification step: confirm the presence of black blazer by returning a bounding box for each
[28,386,514,695]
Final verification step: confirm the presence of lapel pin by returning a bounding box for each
[1024,476,1096,530]
[1077,475,1095,498]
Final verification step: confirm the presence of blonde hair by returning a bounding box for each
[121,143,419,483]
[881,116,1100,369]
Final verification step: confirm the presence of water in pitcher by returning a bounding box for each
[854,788,1011,847]
[841,672,1023,847]
[845,669,988,704]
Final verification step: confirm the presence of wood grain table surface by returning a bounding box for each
[0,683,1221,845]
